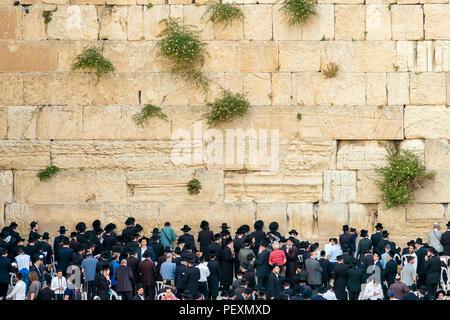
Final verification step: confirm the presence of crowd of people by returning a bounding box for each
[1,217,450,301]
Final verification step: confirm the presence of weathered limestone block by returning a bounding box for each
[0,6,22,40]
[23,73,68,105]
[99,6,128,40]
[391,5,424,40]
[38,106,82,139]
[224,171,323,202]
[169,4,184,20]
[318,0,364,4]
[366,5,391,40]
[143,5,169,40]
[256,202,287,235]
[283,137,337,171]
[127,170,223,203]
[236,41,278,72]
[396,41,416,72]
[279,41,321,72]
[213,9,244,40]
[0,41,58,72]
[410,73,447,105]
[272,4,302,40]
[406,204,445,237]
[405,106,450,139]
[301,5,334,40]
[22,5,46,40]
[334,5,366,40]
[399,139,425,162]
[414,171,450,203]
[243,73,272,105]
[387,73,410,105]
[0,171,13,203]
[336,140,392,170]
[0,108,6,139]
[317,203,348,237]
[424,5,450,39]
[160,202,210,237]
[272,73,292,105]
[7,106,38,139]
[89,74,140,106]
[203,41,238,72]
[320,41,356,72]
[183,5,214,40]
[66,73,92,106]
[357,170,381,203]
[14,170,127,204]
[47,5,98,40]
[208,201,254,235]
[366,73,387,105]
[416,41,435,72]
[377,205,406,234]
[0,73,23,105]
[0,140,50,170]
[294,72,365,105]
[159,73,207,106]
[287,203,315,239]
[323,170,357,203]
[353,41,396,72]
[127,5,144,40]
[243,5,272,40]
[349,203,377,232]
[425,139,450,170]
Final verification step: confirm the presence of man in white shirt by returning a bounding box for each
[322,285,337,300]
[6,273,26,300]
[14,248,31,288]
[326,238,342,270]
[196,256,210,299]
[51,269,67,300]
[363,279,383,300]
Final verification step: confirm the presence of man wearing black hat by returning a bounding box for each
[233,225,249,277]
[238,238,255,267]
[133,283,145,300]
[94,264,111,300]
[267,222,283,242]
[441,221,450,256]
[305,246,322,292]
[250,221,266,255]
[179,225,197,252]
[38,232,53,265]
[198,221,213,256]
[339,225,353,254]
[138,250,157,299]
[415,238,427,288]
[383,251,398,299]
[149,228,165,260]
[206,234,223,263]
[220,237,234,293]
[0,248,13,300]
[254,239,271,289]
[69,232,80,250]
[29,221,40,244]
[424,247,441,296]
[282,237,299,286]
[30,253,45,284]
[347,258,364,300]
[357,230,372,262]
[333,255,349,300]
[377,230,396,255]
[183,254,200,294]
[371,223,383,251]
[26,233,40,257]
[57,238,74,277]
[207,250,220,300]
[122,217,136,243]
[75,222,88,245]
[266,263,282,300]
[103,223,117,251]
[53,226,67,260]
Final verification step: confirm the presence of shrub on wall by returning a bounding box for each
[156,18,209,92]
[375,146,434,209]
[132,104,168,126]
[322,62,339,78]
[203,89,250,127]
[205,0,244,27]
[37,166,60,181]
[71,45,115,81]
[280,0,316,26]
[187,178,202,195]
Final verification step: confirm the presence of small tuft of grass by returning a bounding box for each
[37,166,60,181]
[280,0,316,26]
[203,89,250,127]
[297,113,302,120]
[71,45,115,81]
[146,3,153,9]
[205,0,244,27]
[132,104,168,126]
[187,178,202,195]
[321,62,339,78]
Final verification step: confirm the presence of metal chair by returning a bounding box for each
[157,292,166,300]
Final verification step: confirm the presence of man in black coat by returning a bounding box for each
[206,234,223,262]
[266,263,282,300]
[94,264,111,300]
[57,239,74,276]
[441,221,450,256]
[339,225,353,254]
[198,221,213,256]
[220,237,234,293]
[333,255,349,300]
[383,251,398,299]
[102,223,117,251]
[371,223,383,252]
[415,238,427,288]
[377,230,396,255]
[250,221,265,256]
[318,250,331,287]
[175,257,187,299]
[347,259,364,300]
[357,230,372,261]
[38,232,53,265]
[282,237,299,286]
[0,248,13,300]
[183,257,200,293]
[424,247,441,296]
[179,225,196,252]
[207,251,220,300]
[254,240,271,289]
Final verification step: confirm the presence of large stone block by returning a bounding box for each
[127,5,144,40]
[14,170,127,204]
[301,5,334,40]
[357,170,381,203]
[127,169,223,203]
[365,73,387,105]
[399,139,425,163]
[0,7,22,40]
[283,137,337,171]
[183,5,214,40]
[349,203,377,232]
[366,5,391,40]
[143,5,169,40]
[337,140,392,170]
[405,106,450,139]
[7,106,38,140]
[323,170,357,203]
[0,171,13,203]
[0,42,58,72]
[414,171,450,203]
[425,139,450,171]
[387,72,410,105]
[272,4,302,40]
[236,41,278,72]
[89,73,140,106]
[213,10,244,40]
[424,4,450,39]
[0,108,6,139]
[208,201,256,235]
[294,72,365,105]
[242,73,272,105]
[224,171,323,202]
[22,5,45,40]
[23,73,68,105]
[0,73,23,105]
[279,41,321,72]
[47,5,99,40]
[38,106,83,139]
[203,41,238,72]
[410,73,447,105]
[396,41,416,72]
[160,202,210,237]
[405,204,445,237]
[391,5,424,40]
[271,73,292,105]
[256,202,288,235]
[334,5,365,40]
[159,73,207,106]
[0,140,50,170]
[377,205,406,235]
[287,203,315,239]
[316,203,349,237]
[98,6,128,40]
[353,41,396,72]
[243,5,272,40]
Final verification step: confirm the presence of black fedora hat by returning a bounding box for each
[200,220,209,229]
[125,217,135,226]
[220,223,230,230]
[42,232,50,240]
[70,232,77,238]
[269,222,279,232]
[92,220,101,230]
[375,223,383,229]
[288,229,298,235]
[239,225,250,234]
[224,237,233,245]
[75,222,86,232]
[58,226,67,234]
[342,225,349,231]
[104,223,116,233]
[254,220,264,231]
[209,250,217,257]
[382,230,389,237]
[213,233,221,241]
[181,225,191,232]
[446,221,450,227]
[9,222,18,229]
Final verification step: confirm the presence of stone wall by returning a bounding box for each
[0,0,449,247]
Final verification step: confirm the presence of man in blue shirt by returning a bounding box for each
[160,253,176,286]
[81,251,98,300]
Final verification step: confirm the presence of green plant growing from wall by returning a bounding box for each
[71,45,115,82]
[280,0,316,26]
[203,89,250,127]
[146,3,153,9]
[322,62,339,78]
[205,0,244,27]
[375,146,434,209]
[132,104,168,126]
[187,178,202,195]
[156,18,209,92]
[296,112,302,120]
[37,166,60,181]
[42,7,57,24]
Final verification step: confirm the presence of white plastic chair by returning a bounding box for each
[440,267,448,291]
[110,289,121,300]
[9,272,15,288]
[155,281,164,298]
[157,292,166,300]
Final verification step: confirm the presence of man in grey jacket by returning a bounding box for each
[305,245,323,292]
[428,222,443,253]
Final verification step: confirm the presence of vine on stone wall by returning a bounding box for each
[187,178,202,195]
[132,104,168,126]
[205,0,244,27]
[37,166,60,181]
[203,89,250,127]
[71,45,115,82]
[280,0,317,26]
